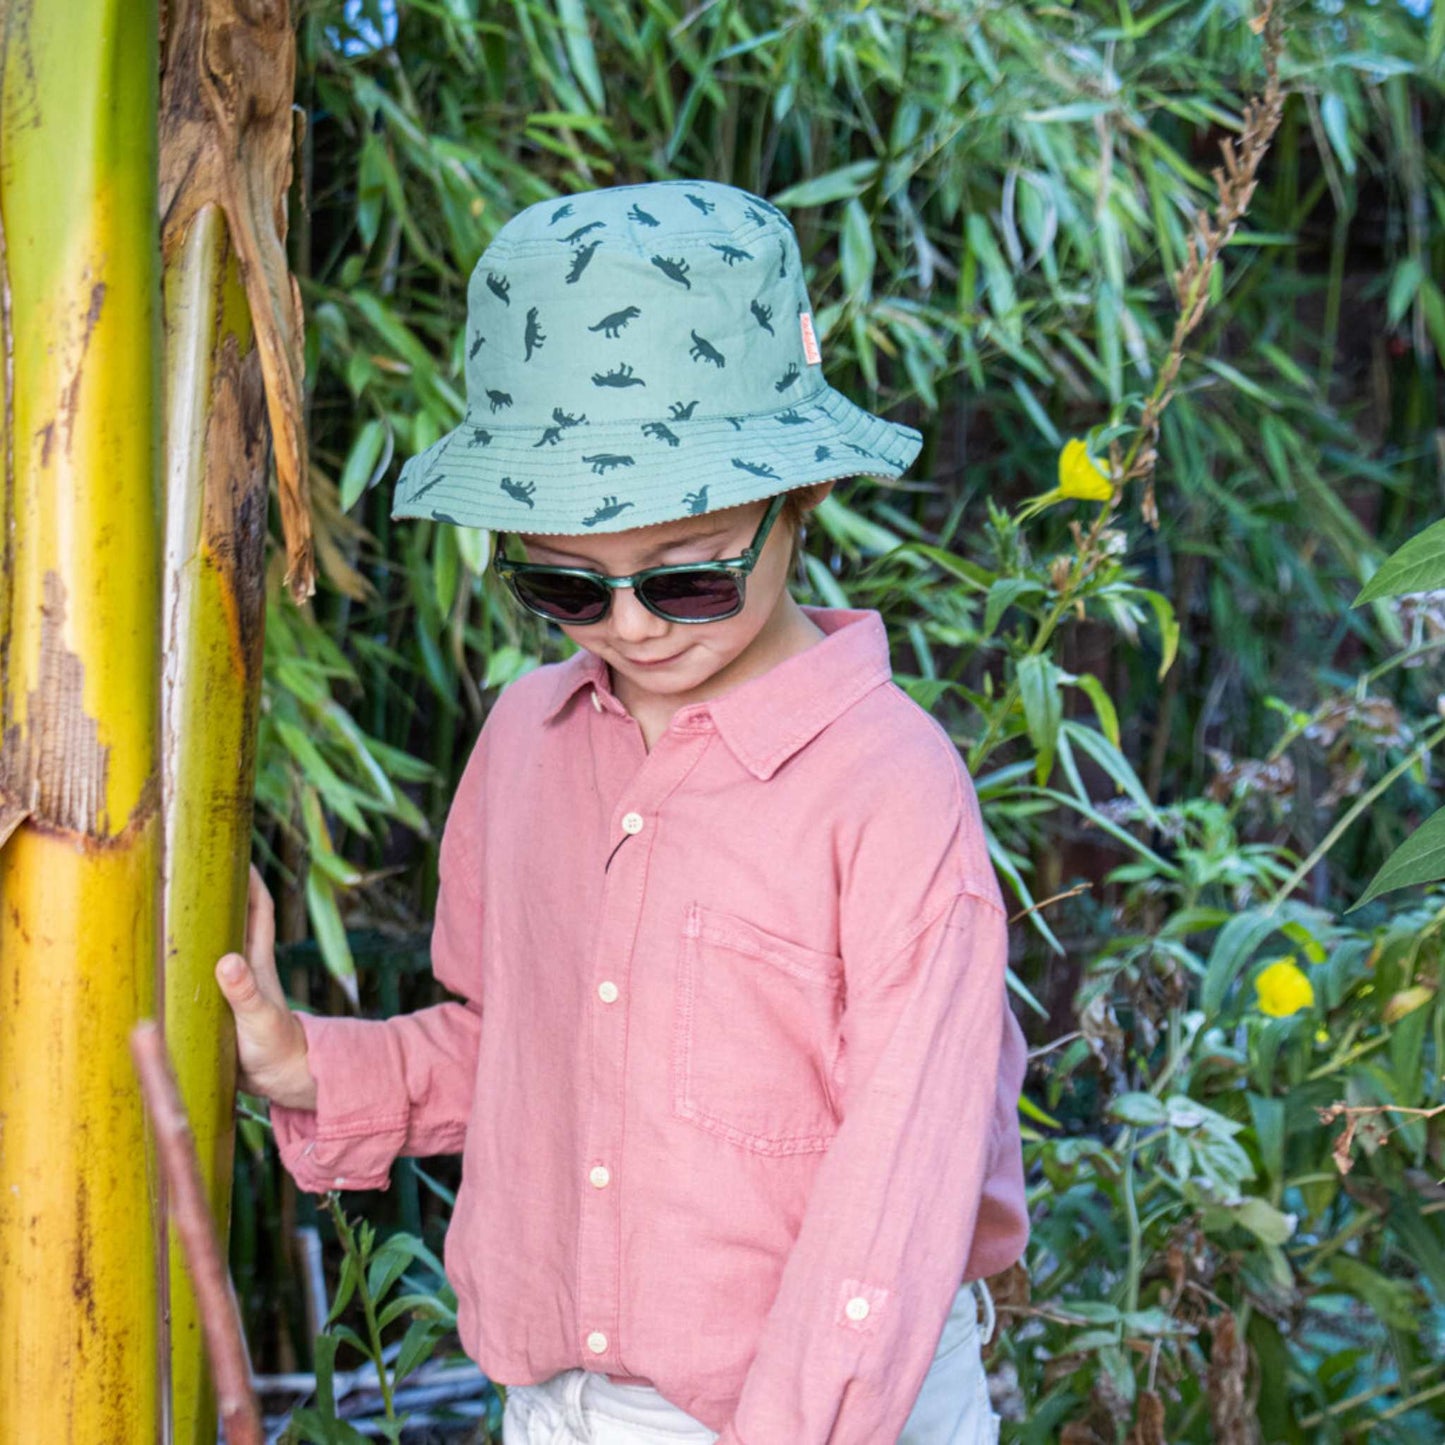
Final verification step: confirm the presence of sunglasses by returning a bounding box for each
[492,493,786,626]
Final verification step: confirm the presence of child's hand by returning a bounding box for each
[214,864,319,1111]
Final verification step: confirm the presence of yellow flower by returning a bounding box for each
[1015,437,1114,522]
[1058,438,1113,500]
[1254,956,1315,1018]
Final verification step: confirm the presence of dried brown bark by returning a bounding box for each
[159,0,313,602]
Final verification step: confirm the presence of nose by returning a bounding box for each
[607,583,672,644]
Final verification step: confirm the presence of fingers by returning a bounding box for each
[215,950,266,1017]
[243,863,284,1007]
[215,946,306,1096]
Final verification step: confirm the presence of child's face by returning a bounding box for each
[516,493,807,706]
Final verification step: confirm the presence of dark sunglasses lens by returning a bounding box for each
[639,570,743,621]
[512,571,609,623]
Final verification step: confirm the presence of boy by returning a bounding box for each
[217,180,1028,1443]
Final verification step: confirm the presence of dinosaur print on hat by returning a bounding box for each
[393,178,923,534]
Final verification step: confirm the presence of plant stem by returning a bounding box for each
[326,1196,397,1421]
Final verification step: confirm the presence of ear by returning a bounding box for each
[795,478,837,514]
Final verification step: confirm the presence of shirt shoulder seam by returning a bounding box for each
[877,884,1006,965]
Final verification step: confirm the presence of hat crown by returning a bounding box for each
[460,180,821,430]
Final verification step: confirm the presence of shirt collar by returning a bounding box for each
[541,606,893,780]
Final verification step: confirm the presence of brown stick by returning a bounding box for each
[130,1021,263,1445]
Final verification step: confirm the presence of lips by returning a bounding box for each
[623,650,682,666]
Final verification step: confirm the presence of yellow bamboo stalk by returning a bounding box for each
[158,4,308,1435]
[0,0,164,1439]
[160,202,269,1445]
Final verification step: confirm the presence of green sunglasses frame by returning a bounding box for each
[492,493,786,626]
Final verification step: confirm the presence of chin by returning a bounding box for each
[620,650,731,690]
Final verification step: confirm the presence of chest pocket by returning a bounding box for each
[671,901,844,1156]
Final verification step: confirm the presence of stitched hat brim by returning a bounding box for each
[391,384,921,534]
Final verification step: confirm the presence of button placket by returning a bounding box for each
[576,731,712,1377]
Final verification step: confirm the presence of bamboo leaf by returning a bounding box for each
[840,198,876,304]
[339,419,387,512]
[771,160,880,208]
[555,0,606,111]
[305,868,360,1008]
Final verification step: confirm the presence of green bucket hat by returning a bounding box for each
[392,178,922,535]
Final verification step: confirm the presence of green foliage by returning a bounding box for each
[283,1198,461,1444]
[243,0,1445,1438]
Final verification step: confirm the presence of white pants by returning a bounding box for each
[501,1278,1000,1444]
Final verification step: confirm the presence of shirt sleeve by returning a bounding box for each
[270,731,487,1195]
[715,887,1013,1445]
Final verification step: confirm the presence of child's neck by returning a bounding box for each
[610,595,826,749]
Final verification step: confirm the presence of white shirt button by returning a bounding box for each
[589,1165,611,1188]
[598,980,619,1003]
[586,1330,608,1354]
[590,689,603,712]
[620,812,644,834]
[845,1296,870,1321]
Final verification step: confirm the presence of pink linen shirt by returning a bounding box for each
[271,604,1028,1444]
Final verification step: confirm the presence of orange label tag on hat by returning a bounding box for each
[799,311,821,365]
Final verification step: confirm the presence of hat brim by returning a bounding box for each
[391,384,921,535]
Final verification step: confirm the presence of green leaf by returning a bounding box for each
[1016,654,1061,786]
[1319,92,1356,176]
[356,132,386,250]
[288,1408,370,1445]
[1109,1092,1167,1126]
[1119,1307,1180,1336]
[983,578,1045,640]
[314,1332,340,1414]
[771,160,880,208]
[1070,676,1119,749]
[330,1323,371,1362]
[394,1316,446,1386]
[1353,516,1445,605]
[840,197,876,304]
[1065,1300,1124,1323]
[1201,910,1286,1015]
[368,1235,424,1303]
[306,868,359,1008]
[275,720,372,835]
[555,0,606,110]
[1141,587,1180,680]
[1327,1255,1419,1330]
[1059,722,1157,825]
[1230,1197,1297,1246]
[1245,1092,1286,1187]
[377,1290,450,1331]
[967,213,1018,337]
[301,788,364,888]
[1387,257,1424,327]
[339,419,388,513]
[1348,803,1445,912]
[328,1254,360,1328]
[1019,99,1115,123]
[434,517,460,617]
[1008,374,1060,445]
